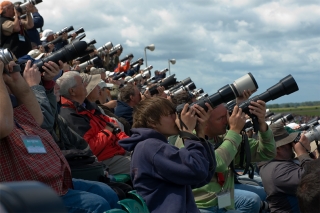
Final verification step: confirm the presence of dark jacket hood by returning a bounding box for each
[118,128,167,151]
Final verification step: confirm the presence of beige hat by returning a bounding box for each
[80,73,101,97]
[27,49,45,60]
[124,76,133,83]
[269,122,300,147]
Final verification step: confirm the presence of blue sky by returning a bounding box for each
[37,0,320,104]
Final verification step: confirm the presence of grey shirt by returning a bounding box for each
[259,154,313,213]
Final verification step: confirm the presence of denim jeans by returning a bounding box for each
[61,178,121,213]
[199,188,261,213]
[199,206,240,213]
[234,188,261,213]
[234,183,266,201]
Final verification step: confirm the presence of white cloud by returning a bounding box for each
[34,0,320,103]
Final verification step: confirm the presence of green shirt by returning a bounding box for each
[175,128,276,209]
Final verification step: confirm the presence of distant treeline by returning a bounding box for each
[266,101,320,108]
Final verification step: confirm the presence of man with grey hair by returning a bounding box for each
[57,71,131,175]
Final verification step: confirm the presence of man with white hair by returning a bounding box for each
[57,71,131,175]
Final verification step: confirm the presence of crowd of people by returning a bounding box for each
[1,1,320,213]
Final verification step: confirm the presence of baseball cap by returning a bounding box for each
[27,49,45,60]
[98,80,114,90]
[40,29,54,41]
[0,1,13,14]
[108,72,115,77]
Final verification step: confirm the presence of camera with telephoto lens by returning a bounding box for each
[67,27,85,39]
[78,56,100,70]
[0,48,13,65]
[298,117,320,131]
[130,58,144,67]
[273,114,294,125]
[0,48,21,73]
[56,26,74,36]
[43,36,63,49]
[148,74,177,96]
[128,70,151,83]
[192,88,204,97]
[171,82,197,97]
[196,93,208,101]
[176,73,258,113]
[304,124,320,143]
[107,44,123,58]
[158,68,169,74]
[97,42,113,53]
[19,0,42,12]
[227,74,299,132]
[169,77,192,93]
[87,39,96,46]
[142,65,153,72]
[228,75,298,114]
[120,53,134,62]
[33,40,89,72]
[265,111,275,119]
[113,72,126,81]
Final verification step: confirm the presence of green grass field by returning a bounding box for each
[269,106,320,116]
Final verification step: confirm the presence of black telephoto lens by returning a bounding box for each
[35,40,88,72]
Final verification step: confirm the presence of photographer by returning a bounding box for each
[118,97,216,213]
[173,91,276,213]
[14,1,43,46]
[0,60,120,213]
[0,0,33,58]
[40,28,54,52]
[259,123,314,213]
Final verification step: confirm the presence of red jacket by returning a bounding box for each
[114,60,130,73]
[59,97,128,161]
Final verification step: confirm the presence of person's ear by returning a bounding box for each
[69,88,75,96]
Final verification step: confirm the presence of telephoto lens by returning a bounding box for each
[149,74,177,96]
[19,0,42,11]
[78,56,100,70]
[236,75,299,115]
[67,27,85,39]
[177,72,258,113]
[34,40,88,72]
[172,82,197,97]
[0,48,14,65]
[273,114,294,125]
[56,26,74,36]
[304,125,320,143]
[120,53,134,62]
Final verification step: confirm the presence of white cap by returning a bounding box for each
[41,29,54,41]
[108,72,115,77]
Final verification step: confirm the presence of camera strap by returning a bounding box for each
[179,131,216,172]
[229,132,254,179]
[77,104,121,135]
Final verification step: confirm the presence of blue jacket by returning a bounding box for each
[119,128,215,213]
[26,12,44,45]
[114,100,133,126]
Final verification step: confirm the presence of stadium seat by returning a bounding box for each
[112,174,131,183]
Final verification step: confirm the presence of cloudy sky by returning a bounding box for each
[36,0,320,104]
